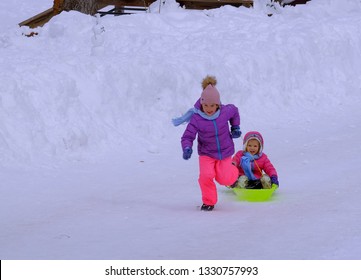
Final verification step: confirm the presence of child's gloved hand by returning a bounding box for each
[231,126,242,138]
[271,176,279,187]
[183,147,192,160]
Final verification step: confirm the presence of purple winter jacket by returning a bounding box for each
[181,104,240,160]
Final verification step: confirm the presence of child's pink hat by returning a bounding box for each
[200,84,220,105]
[243,131,264,153]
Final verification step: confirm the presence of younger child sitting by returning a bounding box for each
[232,131,279,189]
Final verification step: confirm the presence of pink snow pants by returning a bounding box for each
[198,155,239,206]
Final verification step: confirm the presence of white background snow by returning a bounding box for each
[1,0,361,261]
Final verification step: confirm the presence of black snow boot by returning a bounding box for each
[201,204,214,211]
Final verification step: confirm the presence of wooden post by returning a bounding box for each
[53,0,65,13]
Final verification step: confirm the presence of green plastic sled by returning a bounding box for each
[233,185,278,202]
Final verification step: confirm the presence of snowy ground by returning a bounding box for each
[1,0,361,260]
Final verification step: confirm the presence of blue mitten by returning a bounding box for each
[231,125,242,138]
[271,176,279,187]
[183,147,192,160]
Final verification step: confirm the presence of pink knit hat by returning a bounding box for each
[200,84,220,105]
[243,131,264,154]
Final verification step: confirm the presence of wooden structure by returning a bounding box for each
[179,0,252,10]
[19,0,311,29]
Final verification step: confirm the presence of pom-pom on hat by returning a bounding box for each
[200,75,220,105]
[243,131,264,154]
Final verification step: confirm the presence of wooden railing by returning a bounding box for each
[19,0,311,29]
[178,0,253,9]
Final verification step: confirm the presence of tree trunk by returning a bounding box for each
[62,0,99,15]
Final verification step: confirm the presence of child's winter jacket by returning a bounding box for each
[181,104,240,160]
[232,150,277,178]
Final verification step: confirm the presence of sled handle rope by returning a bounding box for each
[252,155,264,175]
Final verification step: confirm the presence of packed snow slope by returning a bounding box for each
[1,0,361,259]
